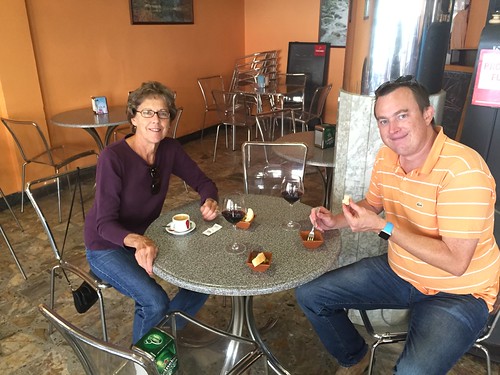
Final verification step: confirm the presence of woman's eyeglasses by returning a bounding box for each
[149,166,161,195]
[136,109,170,119]
[375,75,417,96]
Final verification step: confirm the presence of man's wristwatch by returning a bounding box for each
[378,222,394,240]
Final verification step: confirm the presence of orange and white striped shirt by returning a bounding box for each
[366,127,500,311]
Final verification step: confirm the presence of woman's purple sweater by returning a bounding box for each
[84,137,218,250]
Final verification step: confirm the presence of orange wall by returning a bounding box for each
[1,0,342,196]
[0,0,246,195]
[244,0,345,125]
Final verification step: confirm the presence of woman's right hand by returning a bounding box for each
[124,233,158,275]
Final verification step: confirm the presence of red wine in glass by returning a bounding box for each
[281,190,303,205]
[221,194,247,253]
[221,209,246,224]
[280,176,304,230]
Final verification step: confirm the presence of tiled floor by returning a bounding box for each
[0,129,497,374]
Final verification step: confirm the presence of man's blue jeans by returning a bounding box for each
[295,254,489,374]
[87,247,208,344]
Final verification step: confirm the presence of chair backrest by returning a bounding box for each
[155,311,264,375]
[212,90,256,127]
[230,50,279,90]
[242,141,308,196]
[197,75,225,110]
[255,108,297,140]
[170,106,184,139]
[307,83,332,118]
[1,118,55,165]
[477,287,500,344]
[25,166,96,263]
[39,304,160,375]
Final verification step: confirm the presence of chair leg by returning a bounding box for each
[49,265,59,336]
[0,224,27,279]
[56,174,62,223]
[21,163,27,213]
[1,188,23,230]
[367,344,377,375]
[213,124,221,162]
[201,110,208,140]
[96,289,108,342]
[474,343,491,375]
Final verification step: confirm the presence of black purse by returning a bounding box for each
[72,281,99,314]
[59,168,98,314]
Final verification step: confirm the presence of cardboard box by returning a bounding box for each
[314,124,336,149]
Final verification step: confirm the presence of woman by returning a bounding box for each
[84,81,219,343]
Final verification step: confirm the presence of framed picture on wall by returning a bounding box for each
[130,0,194,25]
[318,0,349,47]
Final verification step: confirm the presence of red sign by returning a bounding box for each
[314,44,326,57]
[471,49,500,108]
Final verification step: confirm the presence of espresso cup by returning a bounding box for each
[171,214,190,232]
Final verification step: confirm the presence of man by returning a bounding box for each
[296,76,500,374]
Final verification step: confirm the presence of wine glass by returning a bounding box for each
[280,175,304,230]
[221,193,247,254]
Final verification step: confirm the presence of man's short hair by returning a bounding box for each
[374,75,431,114]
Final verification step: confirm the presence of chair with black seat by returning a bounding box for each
[197,75,225,139]
[212,90,265,162]
[1,117,97,222]
[39,304,264,375]
[271,73,307,112]
[26,166,111,341]
[289,83,332,132]
[359,288,500,375]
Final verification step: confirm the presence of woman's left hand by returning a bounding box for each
[200,198,218,221]
[124,233,158,275]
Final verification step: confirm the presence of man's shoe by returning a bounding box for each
[335,351,370,375]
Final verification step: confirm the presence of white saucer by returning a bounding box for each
[165,221,196,236]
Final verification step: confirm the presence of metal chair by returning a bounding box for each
[39,303,160,375]
[212,90,265,162]
[39,304,264,375]
[288,84,332,131]
[242,141,308,197]
[197,75,225,139]
[1,117,97,222]
[26,167,111,341]
[255,108,298,141]
[359,290,500,375]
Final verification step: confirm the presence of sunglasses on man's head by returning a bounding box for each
[375,75,418,96]
[149,166,161,195]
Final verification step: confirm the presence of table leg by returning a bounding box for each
[324,167,334,210]
[104,125,119,146]
[82,128,105,151]
[220,296,247,374]
[245,296,291,375]
[230,296,245,336]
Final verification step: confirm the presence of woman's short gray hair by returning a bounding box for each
[127,81,177,122]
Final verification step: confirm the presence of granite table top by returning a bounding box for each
[146,194,341,296]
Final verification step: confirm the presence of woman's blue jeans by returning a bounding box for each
[295,254,489,374]
[86,247,208,344]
